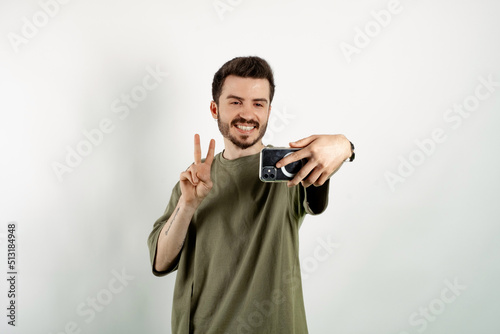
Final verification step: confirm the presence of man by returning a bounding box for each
[147,56,354,333]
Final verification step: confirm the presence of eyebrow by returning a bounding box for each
[226,94,268,104]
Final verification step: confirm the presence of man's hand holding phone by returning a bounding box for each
[276,134,352,188]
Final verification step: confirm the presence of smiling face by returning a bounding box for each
[211,75,271,153]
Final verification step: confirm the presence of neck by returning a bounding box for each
[222,139,265,160]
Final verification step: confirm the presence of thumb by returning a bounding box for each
[289,135,316,148]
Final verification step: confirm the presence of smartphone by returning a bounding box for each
[259,147,306,182]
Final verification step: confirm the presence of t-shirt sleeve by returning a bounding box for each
[147,182,182,277]
[289,179,330,219]
[304,178,330,215]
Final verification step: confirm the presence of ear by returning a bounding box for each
[210,101,218,119]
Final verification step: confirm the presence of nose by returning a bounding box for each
[237,104,257,122]
[238,106,253,119]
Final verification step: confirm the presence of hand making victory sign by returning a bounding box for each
[179,134,216,208]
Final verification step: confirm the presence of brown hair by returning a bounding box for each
[212,56,275,105]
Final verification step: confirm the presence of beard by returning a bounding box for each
[217,116,268,150]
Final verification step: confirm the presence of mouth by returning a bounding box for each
[234,123,257,134]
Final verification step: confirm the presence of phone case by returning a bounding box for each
[259,147,305,182]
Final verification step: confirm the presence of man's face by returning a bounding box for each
[214,75,271,150]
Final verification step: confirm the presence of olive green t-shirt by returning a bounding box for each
[147,149,329,334]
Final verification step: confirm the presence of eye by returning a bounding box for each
[255,103,263,107]
[231,101,241,105]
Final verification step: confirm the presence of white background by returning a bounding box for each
[1,0,499,333]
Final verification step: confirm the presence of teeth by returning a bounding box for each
[237,125,254,131]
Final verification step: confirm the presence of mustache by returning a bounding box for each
[231,117,259,128]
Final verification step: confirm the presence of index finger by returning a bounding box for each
[204,139,216,165]
[194,134,201,164]
[276,148,308,168]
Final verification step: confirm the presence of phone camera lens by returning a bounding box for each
[261,167,277,181]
